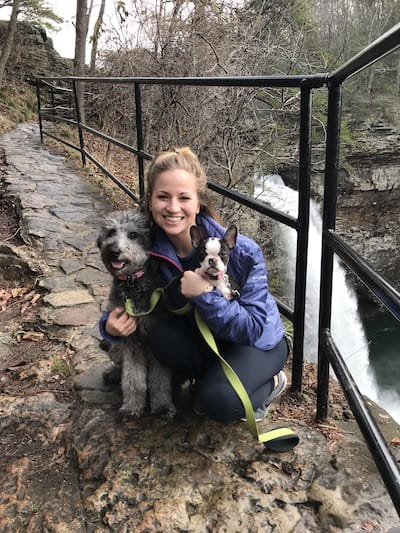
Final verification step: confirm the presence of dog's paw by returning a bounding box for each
[102,364,121,385]
[119,404,145,420]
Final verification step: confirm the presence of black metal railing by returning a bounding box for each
[317,22,400,513]
[35,21,400,515]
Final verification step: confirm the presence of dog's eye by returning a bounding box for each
[128,231,138,240]
[106,228,116,238]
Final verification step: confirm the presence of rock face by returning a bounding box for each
[1,123,399,532]
[280,119,400,289]
[0,21,72,79]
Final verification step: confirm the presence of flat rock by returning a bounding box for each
[44,289,95,307]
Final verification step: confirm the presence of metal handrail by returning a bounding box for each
[329,22,400,82]
[34,21,400,516]
[318,22,400,515]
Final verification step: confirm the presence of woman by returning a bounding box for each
[100,147,288,423]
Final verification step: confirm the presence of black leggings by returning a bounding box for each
[149,313,288,423]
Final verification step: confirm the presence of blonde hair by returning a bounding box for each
[146,147,219,220]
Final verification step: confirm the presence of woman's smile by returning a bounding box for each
[150,168,200,255]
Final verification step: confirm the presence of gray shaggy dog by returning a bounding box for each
[97,208,176,419]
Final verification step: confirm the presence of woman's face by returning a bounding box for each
[149,168,200,250]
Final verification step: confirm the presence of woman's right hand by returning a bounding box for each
[105,307,138,337]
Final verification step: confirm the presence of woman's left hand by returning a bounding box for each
[181,270,213,298]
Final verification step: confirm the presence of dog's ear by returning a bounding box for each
[190,225,203,249]
[224,225,238,250]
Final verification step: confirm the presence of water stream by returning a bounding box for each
[254,174,400,423]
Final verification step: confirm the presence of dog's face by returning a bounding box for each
[97,209,151,281]
[190,224,237,280]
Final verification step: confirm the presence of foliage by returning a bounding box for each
[4,0,399,189]
[0,0,63,31]
[51,356,72,376]
[0,83,36,133]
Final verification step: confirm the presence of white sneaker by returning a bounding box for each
[242,371,287,422]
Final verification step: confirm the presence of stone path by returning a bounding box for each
[1,122,118,404]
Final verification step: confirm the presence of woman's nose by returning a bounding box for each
[166,197,179,211]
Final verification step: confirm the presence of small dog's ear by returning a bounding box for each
[190,225,202,249]
[224,225,238,250]
[137,199,148,214]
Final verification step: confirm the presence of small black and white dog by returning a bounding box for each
[190,224,238,300]
[97,208,176,419]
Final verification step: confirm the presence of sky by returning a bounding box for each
[46,1,77,58]
[46,1,117,59]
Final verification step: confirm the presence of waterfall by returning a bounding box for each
[254,174,380,403]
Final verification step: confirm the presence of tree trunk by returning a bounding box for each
[0,0,21,86]
[89,0,106,75]
[74,0,90,123]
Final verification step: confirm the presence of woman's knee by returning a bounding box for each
[196,381,243,423]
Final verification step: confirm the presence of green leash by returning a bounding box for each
[124,289,299,452]
[193,309,298,452]
[124,287,164,317]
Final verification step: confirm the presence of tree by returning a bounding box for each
[0,0,62,86]
[74,0,91,123]
[87,0,319,192]
[0,0,21,86]
[89,0,106,74]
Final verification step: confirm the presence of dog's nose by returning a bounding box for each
[110,247,121,259]
[208,257,217,266]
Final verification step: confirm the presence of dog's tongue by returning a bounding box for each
[112,261,126,270]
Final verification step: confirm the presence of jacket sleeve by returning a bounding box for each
[99,310,124,344]
[191,243,270,345]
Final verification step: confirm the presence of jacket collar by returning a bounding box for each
[149,213,225,261]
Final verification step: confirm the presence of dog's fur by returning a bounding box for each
[97,208,175,419]
[190,224,238,300]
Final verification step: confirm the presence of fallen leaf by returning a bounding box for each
[21,331,45,342]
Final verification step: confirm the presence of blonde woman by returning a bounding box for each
[100,147,288,422]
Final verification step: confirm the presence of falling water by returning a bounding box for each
[254,174,380,404]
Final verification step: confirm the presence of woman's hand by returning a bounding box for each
[181,270,213,298]
[105,307,138,337]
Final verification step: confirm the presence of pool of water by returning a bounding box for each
[361,310,400,423]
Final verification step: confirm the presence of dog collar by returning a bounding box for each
[127,270,145,281]
[205,272,224,281]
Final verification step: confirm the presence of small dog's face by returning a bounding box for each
[97,209,151,281]
[191,224,237,280]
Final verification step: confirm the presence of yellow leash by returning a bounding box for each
[193,309,299,452]
[124,288,299,452]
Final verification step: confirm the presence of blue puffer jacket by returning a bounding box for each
[149,214,284,351]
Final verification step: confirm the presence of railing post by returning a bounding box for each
[35,80,43,143]
[291,81,313,393]
[72,80,86,166]
[50,86,55,116]
[317,81,342,421]
[134,82,145,200]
